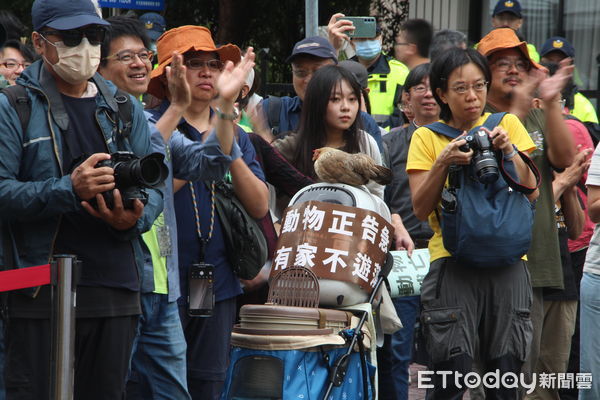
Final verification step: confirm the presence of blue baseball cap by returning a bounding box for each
[286,36,338,64]
[492,0,522,18]
[32,0,109,31]
[540,36,575,59]
[139,12,166,41]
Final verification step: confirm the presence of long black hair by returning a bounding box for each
[430,47,491,122]
[293,65,363,178]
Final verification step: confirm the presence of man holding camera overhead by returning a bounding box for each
[0,0,163,398]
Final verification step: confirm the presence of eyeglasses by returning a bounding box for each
[394,42,410,46]
[492,58,530,72]
[559,98,566,109]
[105,49,154,65]
[411,84,431,94]
[292,69,318,79]
[184,58,223,71]
[449,81,488,94]
[40,27,106,47]
[1,59,31,70]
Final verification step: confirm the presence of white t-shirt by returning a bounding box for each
[584,143,600,275]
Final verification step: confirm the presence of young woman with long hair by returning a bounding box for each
[273,64,383,199]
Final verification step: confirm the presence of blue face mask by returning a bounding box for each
[354,39,381,60]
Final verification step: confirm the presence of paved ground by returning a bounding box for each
[408,363,471,399]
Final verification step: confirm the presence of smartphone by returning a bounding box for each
[337,16,377,39]
[188,263,214,317]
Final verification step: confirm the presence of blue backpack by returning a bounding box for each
[426,113,541,268]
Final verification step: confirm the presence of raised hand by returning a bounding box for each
[538,58,575,102]
[164,51,191,110]
[327,13,354,53]
[216,47,256,104]
[249,103,275,143]
[555,145,593,188]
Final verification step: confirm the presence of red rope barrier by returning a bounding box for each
[0,264,51,292]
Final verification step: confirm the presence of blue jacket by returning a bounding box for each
[140,108,243,301]
[0,61,163,290]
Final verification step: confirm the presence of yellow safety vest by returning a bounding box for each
[571,92,599,124]
[527,43,540,63]
[367,58,409,126]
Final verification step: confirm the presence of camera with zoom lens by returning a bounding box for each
[95,151,168,209]
[458,130,499,184]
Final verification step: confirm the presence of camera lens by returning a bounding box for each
[473,151,499,183]
[139,157,164,186]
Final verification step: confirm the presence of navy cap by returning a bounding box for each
[540,36,575,59]
[139,12,166,41]
[32,0,109,31]
[492,0,522,18]
[286,36,338,64]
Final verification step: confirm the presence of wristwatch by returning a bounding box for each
[214,106,239,121]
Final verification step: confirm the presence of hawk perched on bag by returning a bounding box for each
[312,147,392,186]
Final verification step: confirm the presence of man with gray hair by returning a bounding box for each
[429,29,467,61]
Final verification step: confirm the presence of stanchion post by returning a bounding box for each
[49,255,80,400]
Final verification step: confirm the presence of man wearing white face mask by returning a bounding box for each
[0,0,163,399]
[328,14,409,130]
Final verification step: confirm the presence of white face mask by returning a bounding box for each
[43,37,100,84]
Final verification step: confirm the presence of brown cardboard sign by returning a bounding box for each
[271,201,394,293]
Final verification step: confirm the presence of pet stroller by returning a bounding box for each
[220,183,396,400]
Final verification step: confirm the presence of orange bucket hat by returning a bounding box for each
[148,25,241,99]
[477,28,543,70]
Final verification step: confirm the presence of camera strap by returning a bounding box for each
[188,181,216,263]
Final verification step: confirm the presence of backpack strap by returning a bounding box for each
[481,112,506,131]
[424,121,463,139]
[425,112,508,139]
[1,84,31,134]
[266,95,282,136]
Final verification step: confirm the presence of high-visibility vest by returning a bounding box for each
[527,43,540,63]
[367,58,409,125]
[571,92,599,124]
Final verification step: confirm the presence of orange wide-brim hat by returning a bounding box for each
[477,28,543,70]
[148,25,241,99]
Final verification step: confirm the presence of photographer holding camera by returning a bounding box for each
[406,47,538,399]
[0,1,164,399]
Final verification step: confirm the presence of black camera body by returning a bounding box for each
[96,151,168,209]
[458,130,499,184]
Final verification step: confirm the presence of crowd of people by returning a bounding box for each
[0,0,599,399]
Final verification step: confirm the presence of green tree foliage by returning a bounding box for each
[164,0,371,93]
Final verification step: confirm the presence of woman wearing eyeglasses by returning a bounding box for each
[406,47,539,399]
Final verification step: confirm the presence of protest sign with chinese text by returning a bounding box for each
[388,249,430,297]
[272,200,394,294]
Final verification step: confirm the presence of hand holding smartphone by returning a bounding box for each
[335,16,377,39]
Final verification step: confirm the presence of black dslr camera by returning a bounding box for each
[96,151,168,209]
[459,130,499,184]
